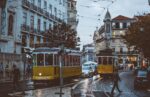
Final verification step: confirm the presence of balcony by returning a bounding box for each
[21,24,30,32]
[43,11,49,18]
[22,0,62,23]
[0,53,22,61]
[22,0,30,8]
[21,24,39,34]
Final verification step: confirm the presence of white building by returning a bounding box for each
[94,10,112,54]
[0,0,71,78]
[94,10,137,65]
[67,0,78,31]
[111,15,136,65]
[82,43,96,64]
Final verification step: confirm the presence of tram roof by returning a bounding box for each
[33,47,81,55]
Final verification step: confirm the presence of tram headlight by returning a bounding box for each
[39,73,42,76]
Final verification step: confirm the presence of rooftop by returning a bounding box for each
[112,15,133,20]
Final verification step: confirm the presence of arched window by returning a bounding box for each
[8,14,14,35]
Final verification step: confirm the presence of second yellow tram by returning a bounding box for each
[97,49,115,77]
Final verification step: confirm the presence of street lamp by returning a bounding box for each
[21,48,32,95]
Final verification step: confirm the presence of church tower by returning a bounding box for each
[103,9,112,48]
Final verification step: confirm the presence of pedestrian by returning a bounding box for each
[26,64,32,79]
[0,62,3,80]
[111,68,122,96]
[12,64,20,91]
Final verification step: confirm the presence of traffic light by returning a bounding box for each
[149,0,150,5]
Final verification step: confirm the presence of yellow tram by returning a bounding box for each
[97,49,115,77]
[32,47,81,82]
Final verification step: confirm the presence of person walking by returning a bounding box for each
[12,64,20,91]
[111,68,122,96]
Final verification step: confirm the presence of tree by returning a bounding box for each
[122,14,150,59]
[43,23,80,49]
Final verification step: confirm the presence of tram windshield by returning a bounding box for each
[45,54,53,66]
[32,54,36,66]
[98,56,114,65]
[103,57,107,65]
[37,54,44,66]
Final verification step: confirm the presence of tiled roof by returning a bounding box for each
[112,15,132,20]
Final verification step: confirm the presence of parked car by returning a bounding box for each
[134,70,149,89]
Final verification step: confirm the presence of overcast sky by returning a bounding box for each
[76,0,150,49]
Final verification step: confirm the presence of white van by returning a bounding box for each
[82,61,97,77]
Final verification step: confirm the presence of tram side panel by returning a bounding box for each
[62,55,82,78]
[32,51,82,82]
[33,66,60,81]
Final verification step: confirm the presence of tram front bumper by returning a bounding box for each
[33,76,56,80]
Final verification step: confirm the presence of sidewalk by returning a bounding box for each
[8,86,72,97]
[0,77,13,84]
[0,77,32,86]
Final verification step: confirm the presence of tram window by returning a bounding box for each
[74,56,76,66]
[62,55,65,66]
[73,56,76,66]
[45,54,53,66]
[68,55,71,66]
[32,54,36,66]
[66,55,69,66]
[71,56,74,66]
[54,54,59,66]
[37,54,44,66]
[103,57,107,65]
[75,56,78,66]
[77,57,79,66]
[108,57,112,64]
[98,57,101,64]
[70,55,73,66]
[78,57,80,66]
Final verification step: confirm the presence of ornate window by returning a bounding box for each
[37,19,41,32]
[8,14,14,35]
[30,15,34,32]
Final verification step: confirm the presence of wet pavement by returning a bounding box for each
[1,71,150,97]
[8,86,71,97]
[0,77,80,97]
[72,71,150,97]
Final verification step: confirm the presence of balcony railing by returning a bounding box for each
[22,0,65,23]
[0,53,22,61]
[21,24,42,34]
[21,24,30,32]
[113,51,139,55]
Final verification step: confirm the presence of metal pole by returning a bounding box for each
[59,54,63,97]
[21,53,26,95]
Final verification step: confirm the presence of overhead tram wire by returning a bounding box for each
[78,0,118,27]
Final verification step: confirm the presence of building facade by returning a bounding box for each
[111,15,136,65]
[67,0,78,31]
[82,43,96,64]
[0,0,74,79]
[94,10,112,54]
[94,11,137,66]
